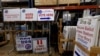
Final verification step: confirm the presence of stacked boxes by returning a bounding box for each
[35,0,57,6]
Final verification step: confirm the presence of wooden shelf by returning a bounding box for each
[60,38,74,42]
[0,30,49,33]
[0,40,7,46]
[37,5,100,10]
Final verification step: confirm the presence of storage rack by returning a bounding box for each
[1,0,100,56]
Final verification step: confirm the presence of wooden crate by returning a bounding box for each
[58,0,80,5]
[35,0,57,6]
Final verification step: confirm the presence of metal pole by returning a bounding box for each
[28,0,33,8]
[49,22,51,56]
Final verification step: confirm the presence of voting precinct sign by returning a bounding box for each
[15,36,32,51]
[21,8,38,21]
[33,38,47,53]
[75,17,100,51]
[3,9,20,21]
[38,9,54,21]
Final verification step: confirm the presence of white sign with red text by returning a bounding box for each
[33,38,47,53]
[21,8,37,21]
[38,9,54,21]
[3,9,20,21]
[76,17,100,51]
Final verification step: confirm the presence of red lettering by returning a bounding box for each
[39,14,45,16]
[83,31,93,37]
[85,26,94,32]
[25,13,33,19]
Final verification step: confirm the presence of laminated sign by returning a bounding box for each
[38,9,54,21]
[3,9,20,21]
[74,45,88,56]
[21,8,37,21]
[33,38,47,53]
[16,36,32,51]
[75,16,100,51]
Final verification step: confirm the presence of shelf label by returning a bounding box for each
[3,9,20,21]
[38,9,54,21]
[21,8,38,21]
[33,38,47,53]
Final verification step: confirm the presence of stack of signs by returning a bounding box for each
[74,16,100,56]
[21,8,37,21]
[38,9,54,21]
[15,36,32,51]
[63,26,76,51]
[3,9,20,21]
[33,38,47,53]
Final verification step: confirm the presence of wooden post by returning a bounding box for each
[58,19,64,54]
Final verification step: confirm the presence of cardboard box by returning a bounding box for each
[3,9,21,21]
[21,8,38,21]
[58,0,80,5]
[38,9,54,21]
[35,0,57,6]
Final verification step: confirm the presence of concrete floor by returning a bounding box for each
[0,43,60,56]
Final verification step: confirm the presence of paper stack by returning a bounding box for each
[63,26,76,51]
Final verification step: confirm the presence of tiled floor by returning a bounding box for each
[0,43,60,56]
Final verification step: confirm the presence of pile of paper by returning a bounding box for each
[63,26,76,51]
[74,15,100,56]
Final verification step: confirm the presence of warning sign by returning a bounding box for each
[33,38,47,53]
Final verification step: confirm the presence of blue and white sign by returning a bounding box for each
[74,45,88,56]
[16,36,32,51]
[38,9,54,21]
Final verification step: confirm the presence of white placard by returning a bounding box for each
[38,9,54,21]
[3,9,20,21]
[76,17,100,51]
[21,8,37,21]
[74,45,88,56]
[85,0,91,2]
[33,38,47,53]
[16,36,32,51]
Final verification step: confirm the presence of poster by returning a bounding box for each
[3,9,20,21]
[16,36,32,51]
[21,8,37,21]
[33,38,47,53]
[75,17,100,51]
[38,9,54,21]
